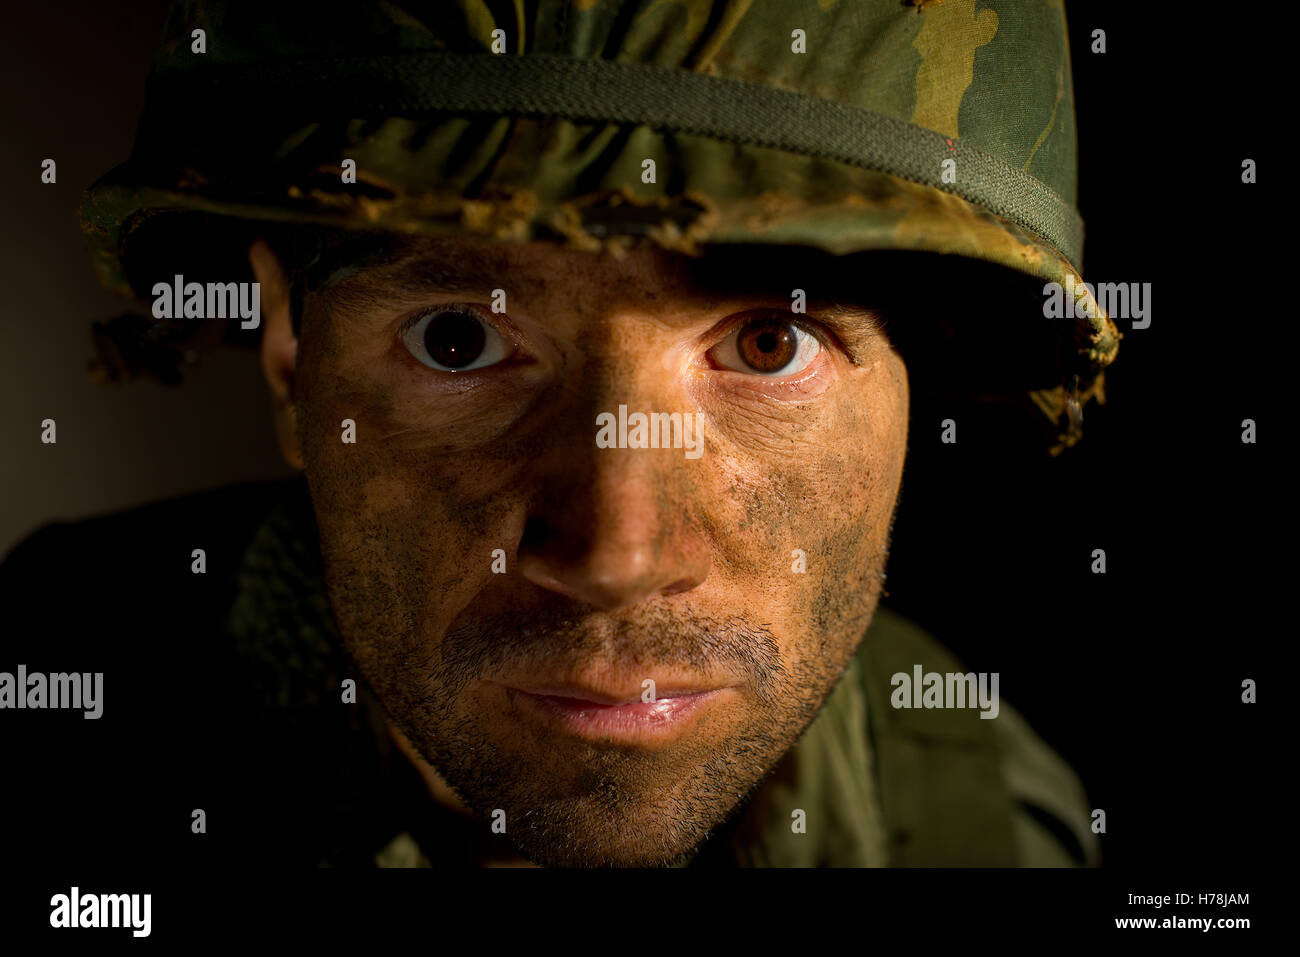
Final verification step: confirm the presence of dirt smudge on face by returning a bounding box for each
[289,235,911,866]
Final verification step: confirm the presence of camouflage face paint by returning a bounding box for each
[293,235,909,866]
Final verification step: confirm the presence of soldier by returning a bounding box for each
[5,0,1117,867]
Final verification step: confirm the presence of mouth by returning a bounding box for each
[495,680,737,745]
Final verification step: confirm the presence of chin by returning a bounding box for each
[485,790,728,868]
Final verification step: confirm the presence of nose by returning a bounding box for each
[516,439,711,612]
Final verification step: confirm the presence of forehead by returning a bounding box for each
[310,233,878,305]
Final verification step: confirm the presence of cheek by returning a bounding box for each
[295,344,529,644]
[704,356,905,559]
[693,355,907,644]
[801,356,908,632]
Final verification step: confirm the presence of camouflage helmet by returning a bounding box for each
[80,0,1119,449]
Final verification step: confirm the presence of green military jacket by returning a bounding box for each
[218,479,1097,868]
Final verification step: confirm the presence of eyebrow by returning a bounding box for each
[682,251,889,343]
[386,251,509,293]
[798,301,889,365]
[332,248,499,293]
[686,252,886,314]
[815,301,886,332]
[315,237,890,356]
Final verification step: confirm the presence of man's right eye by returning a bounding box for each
[707,315,823,377]
[400,306,513,372]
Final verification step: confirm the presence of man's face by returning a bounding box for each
[284,235,908,866]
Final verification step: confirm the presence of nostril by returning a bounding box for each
[659,578,694,596]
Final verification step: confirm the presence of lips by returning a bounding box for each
[495,680,736,744]
[506,683,719,706]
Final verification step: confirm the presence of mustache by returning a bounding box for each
[433,603,785,703]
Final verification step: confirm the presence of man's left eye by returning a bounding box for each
[708,317,822,376]
[401,307,513,371]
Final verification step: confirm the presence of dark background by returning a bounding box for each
[0,0,1279,882]
[0,0,291,557]
[887,3,1280,873]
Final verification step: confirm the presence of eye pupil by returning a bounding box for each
[738,319,798,372]
[424,310,486,368]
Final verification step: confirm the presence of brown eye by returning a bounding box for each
[426,310,485,368]
[401,307,511,371]
[737,318,798,372]
[709,316,822,376]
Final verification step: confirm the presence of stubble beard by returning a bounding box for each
[322,566,882,867]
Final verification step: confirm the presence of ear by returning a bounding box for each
[248,239,303,469]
